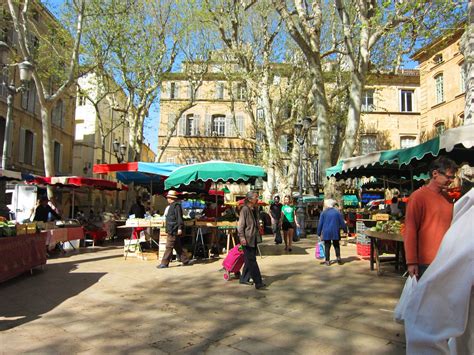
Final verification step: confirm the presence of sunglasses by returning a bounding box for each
[439,171,456,180]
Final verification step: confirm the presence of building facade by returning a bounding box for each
[412,26,466,139]
[0,2,75,177]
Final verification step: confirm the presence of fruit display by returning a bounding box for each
[0,220,17,237]
[370,220,404,234]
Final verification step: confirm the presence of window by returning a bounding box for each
[460,64,466,93]
[435,122,445,135]
[0,117,5,158]
[273,75,281,85]
[215,82,224,100]
[170,82,178,99]
[310,128,318,146]
[78,95,86,106]
[400,136,416,149]
[187,83,197,100]
[184,114,199,136]
[400,90,414,112]
[279,134,288,153]
[53,141,63,174]
[236,83,245,100]
[361,90,374,112]
[435,74,444,104]
[51,100,65,128]
[0,66,7,98]
[212,115,225,136]
[433,54,443,65]
[360,135,377,155]
[19,128,35,165]
[185,157,198,165]
[21,87,37,113]
[166,156,176,164]
[236,115,244,137]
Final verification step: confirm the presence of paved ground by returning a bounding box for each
[0,235,406,354]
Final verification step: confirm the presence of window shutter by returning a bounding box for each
[59,143,63,173]
[225,115,233,137]
[178,115,186,136]
[31,132,37,166]
[174,83,179,99]
[187,84,192,99]
[19,128,25,162]
[236,115,244,137]
[166,82,171,99]
[193,114,200,136]
[167,113,177,136]
[205,115,212,136]
[21,91,28,110]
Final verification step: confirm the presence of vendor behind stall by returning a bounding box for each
[32,196,61,222]
[129,196,146,218]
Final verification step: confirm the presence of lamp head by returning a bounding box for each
[113,139,120,153]
[119,143,127,156]
[18,61,33,83]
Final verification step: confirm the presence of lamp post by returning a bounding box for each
[112,139,127,163]
[0,45,34,217]
[294,116,312,239]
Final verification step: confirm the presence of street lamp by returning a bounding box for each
[295,116,312,239]
[112,139,127,163]
[0,43,34,218]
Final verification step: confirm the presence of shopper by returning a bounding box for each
[238,190,265,290]
[404,156,458,278]
[32,196,61,222]
[281,195,297,252]
[316,199,347,266]
[405,188,473,354]
[129,196,146,218]
[157,190,192,269]
[269,195,283,245]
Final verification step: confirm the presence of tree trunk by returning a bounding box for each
[461,1,474,126]
[40,105,55,198]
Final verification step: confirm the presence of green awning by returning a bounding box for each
[325,161,344,177]
[398,138,440,166]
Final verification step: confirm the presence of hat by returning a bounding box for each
[167,190,179,199]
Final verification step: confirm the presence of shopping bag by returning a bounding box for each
[393,275,418,324]
[315,241,325,259]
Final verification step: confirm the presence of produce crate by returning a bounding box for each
[357,242,371,257]
[373,213,389,221]
[26,223,37,234]
[356,233,370,244]
[16,224,27,235]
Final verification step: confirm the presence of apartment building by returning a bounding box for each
[158,63,421,164]
[358,70,421,154]
[0,2,75,176]
[412,26,466,139]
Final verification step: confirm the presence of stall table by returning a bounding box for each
[195,220,238,256]
[0,233,47,283]
[364,230,404,275]
[45,227,85,250]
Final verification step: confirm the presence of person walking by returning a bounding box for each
[238,190,266,290]
[404,156,458,279]
[281,195,297,252]
[157,190,192,269]
[269,195,283,245]
[316,199,347,266]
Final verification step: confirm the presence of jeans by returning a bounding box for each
[272,221,282,244]
[241,246,263,286]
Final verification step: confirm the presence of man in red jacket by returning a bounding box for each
[404,156,458,278]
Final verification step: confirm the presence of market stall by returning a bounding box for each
[0,232,47,283]
[365,230,404,276]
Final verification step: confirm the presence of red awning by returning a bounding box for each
[28,176,128,191]
[93,162,139,174]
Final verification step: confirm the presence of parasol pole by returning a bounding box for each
[72,189,75,218]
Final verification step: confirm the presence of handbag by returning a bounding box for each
[315,240,325,259]
[393,275,418,324]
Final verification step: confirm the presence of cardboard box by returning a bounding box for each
[26,223,37,234]
[373,214,389,221]
[16,224,27,235]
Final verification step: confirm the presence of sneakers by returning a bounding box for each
[239,280,254,286]
[325,261,331,266]
[157,264,168,269]
[255,283,267,290]
[182,260,194,266]
[337,258,343,265]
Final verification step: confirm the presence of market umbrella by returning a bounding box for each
[26,176,128,217]
[0,169,22,181]
[397,125,474,168]
[164,160,266,190]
